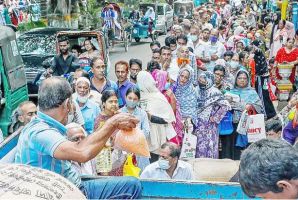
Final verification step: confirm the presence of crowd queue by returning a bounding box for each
[5,0,298,199]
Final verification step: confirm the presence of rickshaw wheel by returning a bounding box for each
[135,37,141,42]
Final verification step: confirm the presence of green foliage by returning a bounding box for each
[17,21,47,32]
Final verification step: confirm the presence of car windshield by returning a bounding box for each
[17,34,56,55]
[157,6,164,15]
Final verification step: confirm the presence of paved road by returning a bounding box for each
[108,35,166,81]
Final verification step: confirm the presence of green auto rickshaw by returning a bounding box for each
[0,26,29,137]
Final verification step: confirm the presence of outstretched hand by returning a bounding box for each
[109,113,139,131]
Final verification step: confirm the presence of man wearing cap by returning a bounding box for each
[73,77,100,134]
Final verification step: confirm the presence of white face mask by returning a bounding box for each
[77,93,89,104]
[190,35,198,42]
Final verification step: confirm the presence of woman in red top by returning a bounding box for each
[275,38,298,84]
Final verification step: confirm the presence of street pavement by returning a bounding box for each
[108,35,166,81]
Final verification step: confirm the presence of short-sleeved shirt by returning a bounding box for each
[117,79,135,108]
[78,99,100,134]
[90,78,118,94]
[140,160,194,180]
[14,111,81,187]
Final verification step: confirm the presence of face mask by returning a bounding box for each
[77,94,89,104]
[210,36,218,43]
[190,35,198,42]
[158,159,170,170]
[164,82,171,90]
[126,100,138,109]
[229,61,239,69]
[198,82,206,89]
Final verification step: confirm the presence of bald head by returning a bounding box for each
[38,77,72,111]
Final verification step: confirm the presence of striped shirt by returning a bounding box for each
[14,111,81,187]
[101,9,115,29]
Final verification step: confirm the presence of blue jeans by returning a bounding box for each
[81,176,142,199]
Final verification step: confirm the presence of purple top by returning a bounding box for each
[117,79,135,107]
[283,121,298,145]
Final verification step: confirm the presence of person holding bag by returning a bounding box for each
[226,70,265,160]
[137,71,176,163]
[195,71,231,159]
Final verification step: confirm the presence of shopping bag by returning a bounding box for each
[219,111,233,135]
[114,128,150,157]
[236,110,249,135]
[123,154,141,178]
[180,119,197,159]
[247,114,266,143]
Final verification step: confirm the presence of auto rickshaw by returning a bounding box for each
[56,30,110,75]
[131,3,159,42]
[173,0,194,19]
[0,26,29,137]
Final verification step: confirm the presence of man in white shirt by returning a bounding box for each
[141,142,194,180]
[203,29,226,72]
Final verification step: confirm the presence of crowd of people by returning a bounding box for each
[3,0,298,199]
[0,0,40,26]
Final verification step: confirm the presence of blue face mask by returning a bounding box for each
[164,82,171,90]
[126,100,138,109]
[158,159,170,170]
[210,36,218,43]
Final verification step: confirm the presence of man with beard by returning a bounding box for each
[129,59,142,84]
[48,37,80,76]
[73,77,100,134]
[90,57,117,94]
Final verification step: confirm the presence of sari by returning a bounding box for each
[195,71,231,158]
[173,68,197,121]
[151,69,184,145]
[137,71,176,153]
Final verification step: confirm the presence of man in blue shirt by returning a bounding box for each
[74,77,100,134]
[115,60,135,108]
[14,77,141,199]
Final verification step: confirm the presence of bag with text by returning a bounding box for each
[247,114,266,143]
[180,119,197,160]
[236,110,249,135]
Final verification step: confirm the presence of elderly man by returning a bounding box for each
[14,77,141,199]
[141,142,193,180]
[10,101,37,133]
[239,139,298,199]
[66,123,96,176]
[73,77,100,134]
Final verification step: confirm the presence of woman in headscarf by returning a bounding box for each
[151,69,184,145]
[226,70,264,160]
[270,19,288,58]
[252,40,277,120]
[137,71,176,162]
[195,71,231,158]
[173,68,197,122]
